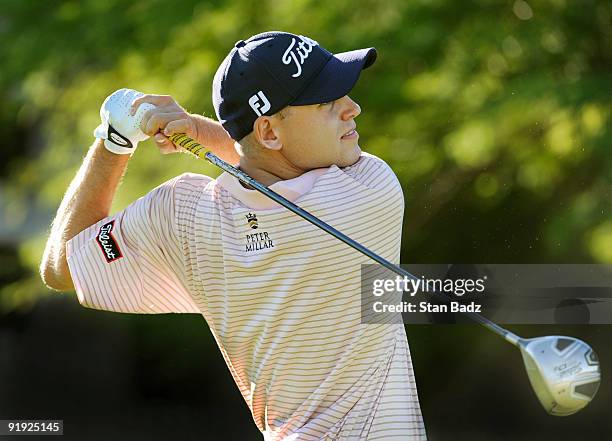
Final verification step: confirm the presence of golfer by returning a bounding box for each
[40,31,426,440]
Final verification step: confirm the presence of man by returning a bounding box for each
[40,31,426,440]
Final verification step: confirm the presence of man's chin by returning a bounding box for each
[339,144,362,167]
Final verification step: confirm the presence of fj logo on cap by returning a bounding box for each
[282,35,318,78]
[248,91,271,116]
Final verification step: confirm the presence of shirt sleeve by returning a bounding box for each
[66,174,199,314]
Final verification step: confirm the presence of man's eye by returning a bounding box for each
[320,101,333,106]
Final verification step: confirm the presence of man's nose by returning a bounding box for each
[340,96,361,120]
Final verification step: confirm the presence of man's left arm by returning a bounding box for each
[41,89,237,292]
[40,139,129,291]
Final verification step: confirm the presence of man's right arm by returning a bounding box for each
[131,94,240,164]
[188,114,240,164]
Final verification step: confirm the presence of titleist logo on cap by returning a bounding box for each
[282,35,318,78]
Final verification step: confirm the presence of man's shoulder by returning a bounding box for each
[170,172,217,194]
[341,152,401,191]
[159,172,217,209]
[355,151,391,166]
[174,172,215,186]
[344,151,396,175]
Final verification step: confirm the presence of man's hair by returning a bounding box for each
[236,106,291,156]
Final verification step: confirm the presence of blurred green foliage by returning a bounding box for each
[0,0,611,309]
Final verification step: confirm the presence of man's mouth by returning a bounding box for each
[341,128,358,140]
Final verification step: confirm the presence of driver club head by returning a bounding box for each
[519,336,601,416]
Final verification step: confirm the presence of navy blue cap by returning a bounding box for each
[212,31,377,141]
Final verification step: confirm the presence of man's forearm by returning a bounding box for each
[192,114,240,164]
[40,139,130,291]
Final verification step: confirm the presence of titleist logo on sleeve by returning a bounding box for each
[96,220,123,263]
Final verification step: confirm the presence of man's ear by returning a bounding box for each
[253,116,282,151]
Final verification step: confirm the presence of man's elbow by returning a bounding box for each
[39,263,74,292]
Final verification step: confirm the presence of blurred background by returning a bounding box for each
[0,0,610,439]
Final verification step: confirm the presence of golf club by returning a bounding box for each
[167,132,601,416]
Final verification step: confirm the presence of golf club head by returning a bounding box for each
[519,336,600,416]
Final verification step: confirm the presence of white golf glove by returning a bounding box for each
[93,88,155,155]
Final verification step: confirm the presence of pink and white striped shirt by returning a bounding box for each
[67,152,426,440]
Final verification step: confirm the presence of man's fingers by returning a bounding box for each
[163,119,196,138]
[153,133,169,145]
[143,112,185,136]
[139,107,175,134]
[130,94,174,115]
[153,133,178,154]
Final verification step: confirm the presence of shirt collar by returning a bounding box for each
[216,167,330,209]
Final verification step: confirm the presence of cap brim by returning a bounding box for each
[291,47,377,106]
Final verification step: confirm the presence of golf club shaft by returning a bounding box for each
[168,133,522,347]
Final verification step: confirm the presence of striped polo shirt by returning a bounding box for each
[66,152,426,440]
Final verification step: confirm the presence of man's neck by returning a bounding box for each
[237,151,306,187]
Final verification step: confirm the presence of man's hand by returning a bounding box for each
[94,89,154,155]
[129,94,240,164]
[130,94,200,155]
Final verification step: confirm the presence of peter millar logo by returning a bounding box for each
[248,91,271,116]
[282,35,318,78]
[96,220,123,263]
[243,212,275,253]
[246,212,258,229]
